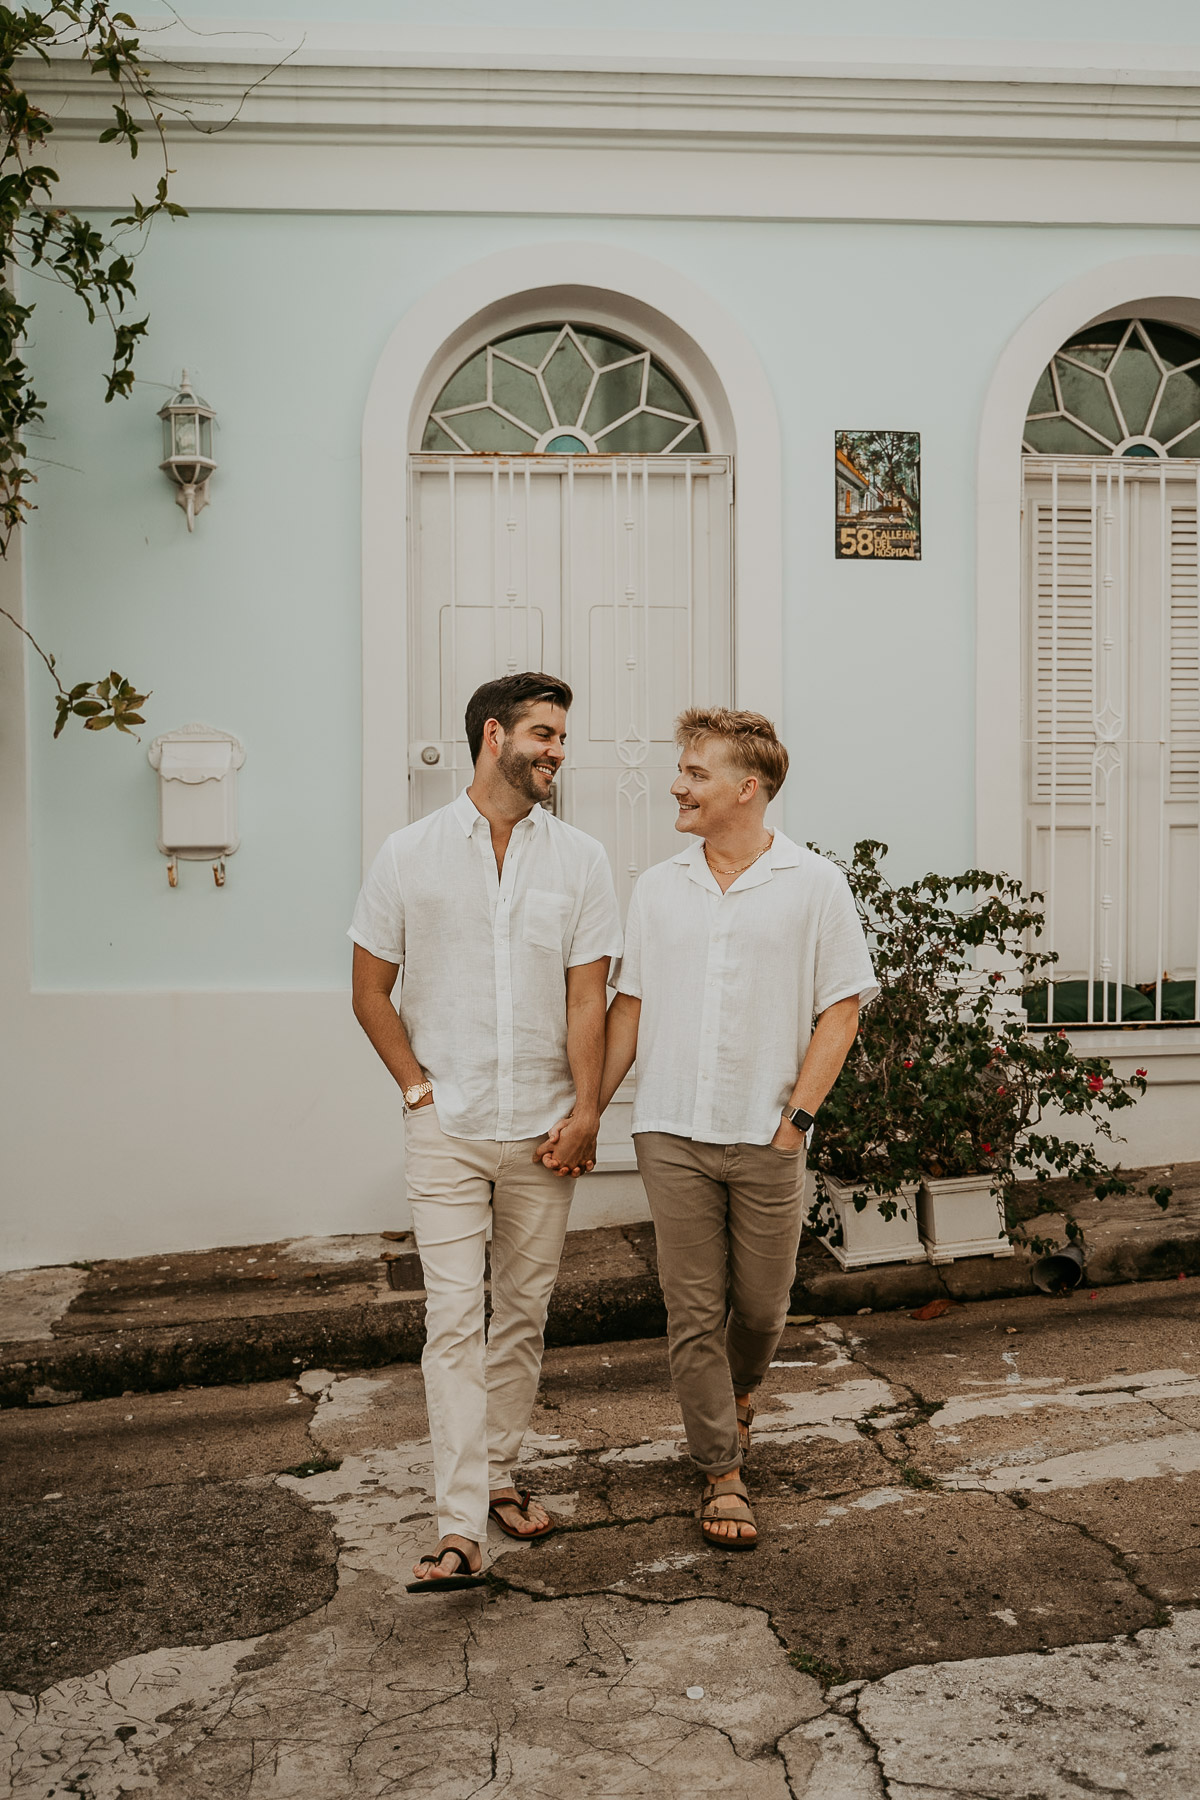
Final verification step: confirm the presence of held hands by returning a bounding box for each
[532,1112,599,1177]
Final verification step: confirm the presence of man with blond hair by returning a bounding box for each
[544,708,876,1548]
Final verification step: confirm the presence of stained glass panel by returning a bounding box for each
[1108,328,1162,436]
[424,324,705,453]
[542,337,594,429]
[1023,416,1112,456]
[1056,360,1122,442]
[1024,317,1200,457]
[585,360,646,437]
[490,355,551,434]
[1151,367,1200,444]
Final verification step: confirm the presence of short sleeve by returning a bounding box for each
[813,872,879,1016]
[566,843,623,970]
[348,837,404,965]
[612,880,643,998]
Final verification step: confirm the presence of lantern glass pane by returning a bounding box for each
[174,412,198,456]
[162,415,174,460]
[199,415,213,459]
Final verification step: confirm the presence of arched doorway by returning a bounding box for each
[406,315,734,911]
[1021,313,1200,1025]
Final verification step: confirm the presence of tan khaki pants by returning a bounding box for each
[634,1131,807,1477]
[403,1105,575,1544]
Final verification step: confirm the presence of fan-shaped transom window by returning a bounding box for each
[421,323,706,455]
[1024,317,1200,459]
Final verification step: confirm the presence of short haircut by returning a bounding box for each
[675,706,789,800]
[465,671,573,765]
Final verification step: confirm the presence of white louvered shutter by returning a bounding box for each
[1170,503,1200,801]
[1031,498,1096,802]
[1022,459,1200,1017]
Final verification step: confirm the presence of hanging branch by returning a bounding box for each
[0,3,189,736]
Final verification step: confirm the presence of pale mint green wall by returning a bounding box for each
[136,1,1200,43]
[25,212,1200,988]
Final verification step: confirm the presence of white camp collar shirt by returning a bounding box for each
[350,790,622,1141]
[615,831,879,1146]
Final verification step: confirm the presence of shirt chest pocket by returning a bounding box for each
[523,888,572,953]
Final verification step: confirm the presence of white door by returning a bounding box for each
[407,451,734,1156]
[1023,457,1200,1020]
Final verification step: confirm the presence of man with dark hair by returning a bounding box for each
[464,672,573,767]
[541,707,876,1552]
[351,671,620,1590]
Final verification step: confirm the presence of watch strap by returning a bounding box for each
[782,1104,815,1133]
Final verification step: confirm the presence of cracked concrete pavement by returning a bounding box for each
[2,1278,1199,1795]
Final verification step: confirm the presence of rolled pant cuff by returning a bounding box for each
[437,1518,487,1546]
[695,1456,743,1479]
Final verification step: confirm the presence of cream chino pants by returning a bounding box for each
[403,1104,575,1545]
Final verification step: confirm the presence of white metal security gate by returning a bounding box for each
[1022,456,1200,1023]
[407,453,733,909]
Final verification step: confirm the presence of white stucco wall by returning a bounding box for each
[24,212,1200,992]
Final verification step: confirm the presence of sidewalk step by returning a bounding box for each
[2,1167,1198,1406]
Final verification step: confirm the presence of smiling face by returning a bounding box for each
[670,735,758,836]
[494,701,568,806]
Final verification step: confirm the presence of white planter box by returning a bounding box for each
[917,1174,1014,1264]
[812,1171,926,1270]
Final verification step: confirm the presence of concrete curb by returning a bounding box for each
[0,1273,670,1410]
[3,1173,1198,1405]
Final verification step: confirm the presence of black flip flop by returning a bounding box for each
[405,1547,487,1593]
[488,1489,555,1541]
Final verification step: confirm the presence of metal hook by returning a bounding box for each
[213,858,226,888]
[167,856,178,888]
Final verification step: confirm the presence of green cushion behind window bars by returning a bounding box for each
[1023,981,1197,1023]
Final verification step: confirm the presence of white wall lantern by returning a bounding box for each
[158,371,216,530]
[148,724,245,887]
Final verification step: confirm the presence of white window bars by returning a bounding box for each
[1022,456,1200,1026]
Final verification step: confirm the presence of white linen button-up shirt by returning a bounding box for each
[615,831,878,1146]
[349,790,622,1141]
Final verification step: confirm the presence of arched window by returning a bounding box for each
[421,323,706,455]
[1021,315,1200,1025]
[1024,317,1200,459]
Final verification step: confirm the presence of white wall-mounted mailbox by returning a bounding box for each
[148,723,246,887]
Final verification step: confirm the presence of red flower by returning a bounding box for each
[982,1143,992,1155]
[1136,1067,1148,1078]
[997,1085,1006,1096]
[1086,1075,1104,1093]
[902,1058,914,1069]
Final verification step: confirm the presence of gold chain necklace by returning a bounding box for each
[704,835,773,877]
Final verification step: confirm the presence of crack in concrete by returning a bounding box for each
[1011,1489,1175,1627]
[826,1679,893,1798]
[887,1783,1007,1799]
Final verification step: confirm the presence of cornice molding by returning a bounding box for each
[26,58,1200,159]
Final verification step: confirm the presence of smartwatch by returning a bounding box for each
[781,1104,815,1133]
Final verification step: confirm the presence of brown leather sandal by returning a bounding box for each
[736,1399,755,1459]
[699,1476,758,1550]
[488,1489,555,1541]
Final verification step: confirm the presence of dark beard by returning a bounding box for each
[497,741,553,806]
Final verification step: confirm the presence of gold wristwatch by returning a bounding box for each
[403,1080,433,1111]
